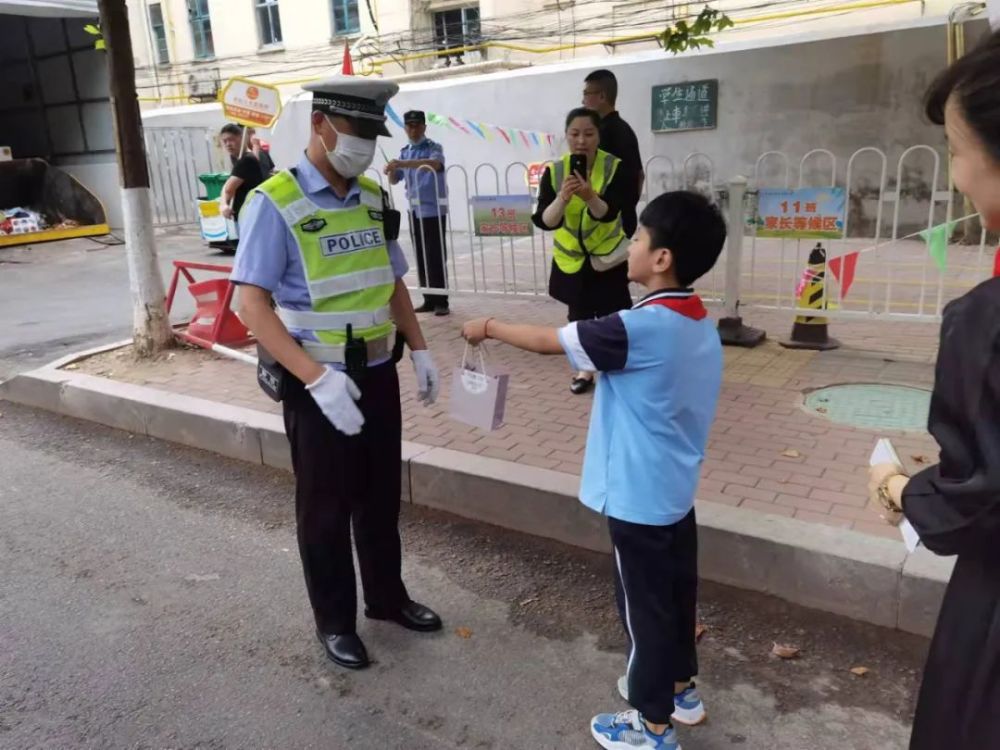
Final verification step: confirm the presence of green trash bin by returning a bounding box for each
[198,172,230,201]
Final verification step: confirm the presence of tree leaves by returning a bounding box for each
[83,22,106,52]
[662,7,734,55]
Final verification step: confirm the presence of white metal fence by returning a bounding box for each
[145,126,228,226]
[144,126,993,323]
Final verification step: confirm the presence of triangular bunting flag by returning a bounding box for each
[919,220,959,272]
[385,104,404,129]
[828,252,859,299]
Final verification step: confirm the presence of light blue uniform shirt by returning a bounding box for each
[230,155,409,365]
[394,138,447,219]
[557,291,723,526]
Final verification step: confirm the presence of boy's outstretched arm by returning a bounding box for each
[462,318,563,355]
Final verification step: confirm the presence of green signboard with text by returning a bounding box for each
[651,79,718,133]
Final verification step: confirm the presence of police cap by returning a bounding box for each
[303,75,399,137]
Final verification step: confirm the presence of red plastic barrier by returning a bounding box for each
[165,261,255,349]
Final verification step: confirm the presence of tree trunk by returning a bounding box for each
[98,0,173,357]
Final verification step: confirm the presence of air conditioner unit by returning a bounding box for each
[187,69,220,101]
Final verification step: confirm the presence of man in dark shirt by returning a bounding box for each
[219,123,265,221]
[583,69,644,237]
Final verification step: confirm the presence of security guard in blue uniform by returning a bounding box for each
[232,76,442,670]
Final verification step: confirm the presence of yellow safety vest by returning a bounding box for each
[549,150,627,274]
[250,170,395,364]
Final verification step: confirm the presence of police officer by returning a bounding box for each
[385,110,450,316]
[232,76,442,670]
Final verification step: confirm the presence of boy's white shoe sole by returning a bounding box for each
[616,675,707,726]
[589,723,682,750]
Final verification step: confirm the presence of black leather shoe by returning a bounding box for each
[366,601,443,632]
[570,376,594,394]
[414,302,435,313]
[433,306,451,317]
[316,630,370,669]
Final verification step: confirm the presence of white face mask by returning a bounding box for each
[321,116,377,178]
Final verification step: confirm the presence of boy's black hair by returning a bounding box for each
[925,28,1000,163]
[220,123,243,137]
[639,191,726,287]
[565,107,602,130]
[584,69,618,106]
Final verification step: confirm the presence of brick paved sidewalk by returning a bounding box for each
[75,295,940,541]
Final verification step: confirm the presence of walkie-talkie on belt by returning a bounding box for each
[344,324,367,383]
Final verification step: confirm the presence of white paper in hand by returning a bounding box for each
[869,438,921,553]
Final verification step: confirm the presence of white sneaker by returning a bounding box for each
[617,676,707,726]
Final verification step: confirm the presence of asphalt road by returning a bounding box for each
[0,404,928,750]
[0,227,212,381]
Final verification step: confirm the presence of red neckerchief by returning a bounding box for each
[633,290,707,321]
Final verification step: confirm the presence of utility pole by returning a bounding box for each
[98,0,173,357]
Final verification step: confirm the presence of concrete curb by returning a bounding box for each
[1,358,952,638]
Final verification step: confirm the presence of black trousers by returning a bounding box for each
[566,263,632,323]
[411,213,448,308]
[610,510,699,725]
[282,361,409,635]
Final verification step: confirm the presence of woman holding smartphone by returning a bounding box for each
[534,108,633,394]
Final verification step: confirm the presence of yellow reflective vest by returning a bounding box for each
[549,150,627,274]
[250,170,395,364]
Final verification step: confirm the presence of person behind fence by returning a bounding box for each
[583,69,644,239]
[219,123,264,223]
[384,110,450,316]
[462,191,728,750]
[231,76,444,672]
[535,107,633,395]
[867,28,1000,750]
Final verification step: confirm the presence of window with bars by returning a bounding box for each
[433,6,480,64]
[148,3,169,65]
[187,0,214,59]
[256,0,283,47]
[332,0,361,36]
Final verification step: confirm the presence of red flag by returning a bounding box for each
[993,247,1000,278]
[828,252,859,299]
[341,40,354,75]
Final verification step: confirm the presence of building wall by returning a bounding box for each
[142,19,987,236]
[130,0,960,106]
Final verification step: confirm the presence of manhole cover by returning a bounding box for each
[804,384,931,431]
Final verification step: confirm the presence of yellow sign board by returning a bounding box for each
[221,77,282,129]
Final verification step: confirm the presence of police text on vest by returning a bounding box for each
[321,228,385,256]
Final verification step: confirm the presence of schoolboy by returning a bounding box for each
[461,191,727,749]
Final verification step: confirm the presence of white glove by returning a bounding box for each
[410,349,440,406]
[306,366,364,436]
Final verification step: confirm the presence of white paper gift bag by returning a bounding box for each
[449,345,509,431]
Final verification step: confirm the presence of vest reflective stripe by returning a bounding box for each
[301,336,391,365]
[548,150,627,275]
[278,197,319,226]
[360,190,382,210]
[307,266,397,298]
[552,237,585,259]
[276,306,391,332]
[582,215,622,240]
[251,170,396,355]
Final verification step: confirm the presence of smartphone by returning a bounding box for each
[569,153,587,180]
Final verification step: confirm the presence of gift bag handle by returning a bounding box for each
[461,342,489,375]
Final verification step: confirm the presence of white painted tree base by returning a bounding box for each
[122,187,173,356]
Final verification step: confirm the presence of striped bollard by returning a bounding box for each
[780,243,840,351]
